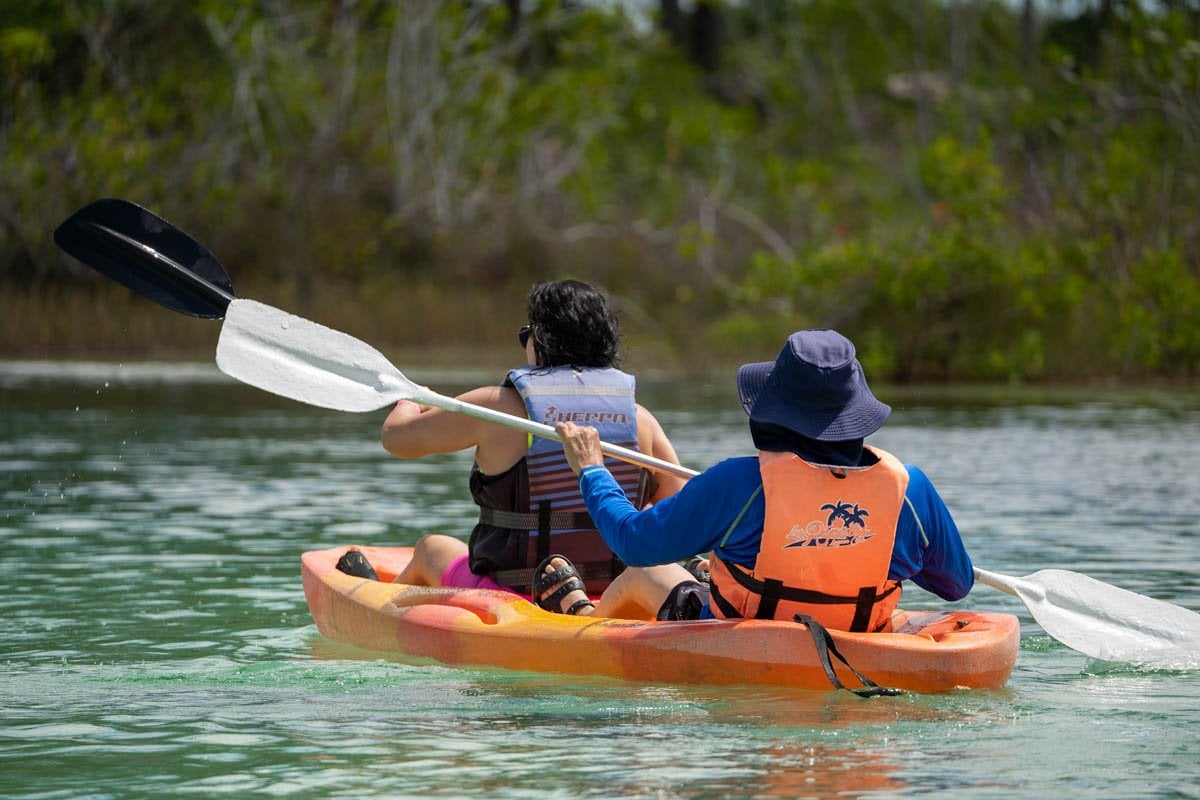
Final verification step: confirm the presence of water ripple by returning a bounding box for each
[2,367,1198,799]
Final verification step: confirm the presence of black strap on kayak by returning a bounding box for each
[794,613,904,698]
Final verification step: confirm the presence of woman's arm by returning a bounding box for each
[381,385,529,471]
[634,405,688,502]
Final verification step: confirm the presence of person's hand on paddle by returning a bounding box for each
[557,421,606,475]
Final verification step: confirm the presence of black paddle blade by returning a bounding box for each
[54,198,234,318]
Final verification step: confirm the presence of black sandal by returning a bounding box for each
[336,549,379,580]
[532,554,596,616]
[684,555,710,584]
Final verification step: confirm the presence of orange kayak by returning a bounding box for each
[302,545,1019,693]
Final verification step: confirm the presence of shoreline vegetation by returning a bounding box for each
[5,355,1197,419]
[3,2,1199,382]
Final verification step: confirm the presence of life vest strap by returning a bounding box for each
[708,577,743,619]
[757,578,785,620]
[719,561,900,631]
[724,560,893,605]
[477,506,595,531]
[850,586,879,633]
[536,502,551,565]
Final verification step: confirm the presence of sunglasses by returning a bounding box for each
[518,325,533,348]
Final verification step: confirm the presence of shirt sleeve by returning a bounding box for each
[890,465,975,600]
[577,457,762,567]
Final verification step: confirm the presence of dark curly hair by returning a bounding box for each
[526,280,620,368]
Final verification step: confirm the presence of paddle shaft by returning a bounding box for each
[972,568,1024,598]
[408,386,700,481]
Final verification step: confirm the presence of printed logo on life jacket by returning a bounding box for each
[783,499,875,548]
[542,405,629,424]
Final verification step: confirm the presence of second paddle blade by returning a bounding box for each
[216,298,414,412]
[1023,568,1200,668]
[976,567,1200,668]
[54,198,234,318]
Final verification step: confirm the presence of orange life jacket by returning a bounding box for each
[708,446,908,632]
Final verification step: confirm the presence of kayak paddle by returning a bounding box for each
[974,568,1200,668]
[217,297,698,480]
[53,199,696,482]
[54,198,1200,665]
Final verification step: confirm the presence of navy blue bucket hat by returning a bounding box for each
[736,330,891,441]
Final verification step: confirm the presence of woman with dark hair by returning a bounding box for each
[522,279,620,368]
[339,279,701,621]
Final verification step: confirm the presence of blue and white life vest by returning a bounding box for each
[468,366,648,593]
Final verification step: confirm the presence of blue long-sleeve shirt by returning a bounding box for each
[578,456,974,601]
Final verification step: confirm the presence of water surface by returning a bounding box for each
[2,362,1198,799]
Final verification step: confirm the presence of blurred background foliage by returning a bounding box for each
[2,0,1198,381]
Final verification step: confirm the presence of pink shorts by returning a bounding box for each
[441,554,519,595]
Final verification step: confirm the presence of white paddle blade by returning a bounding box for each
[976,568,1200,668]
[216,299,417,412]
[215,300,696,478]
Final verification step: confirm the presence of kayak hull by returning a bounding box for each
[302,545,1019,693]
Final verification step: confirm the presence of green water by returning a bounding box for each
[2,362,1198,799]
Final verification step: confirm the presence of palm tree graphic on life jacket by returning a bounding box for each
[820,500,869,529]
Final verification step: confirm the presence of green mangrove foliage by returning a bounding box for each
[1,0,1198,379]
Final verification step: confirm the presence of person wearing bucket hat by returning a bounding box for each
[550,329,975,632]
[736,329,891,442]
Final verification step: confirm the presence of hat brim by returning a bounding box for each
[736,361,773,416]
[735,360,891,442]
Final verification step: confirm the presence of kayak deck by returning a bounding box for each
[301,545,1019,693]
